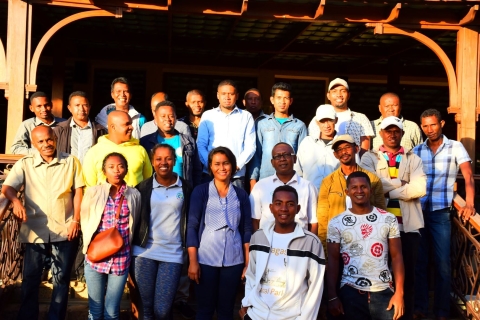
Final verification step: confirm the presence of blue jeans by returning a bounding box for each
[84,262,128,320]
[339,285,394,319]
[414,207,451,317]
[131,256,182,320]
[195,263,243,320]
[17,239,78,320]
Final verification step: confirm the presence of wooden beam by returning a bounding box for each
[346,3,401,23]
[203,0,248,16]
[272,0,325,20]
[0,38,7,87]
[27,9,120,95]
[459,5,479,26]
[6,0,28,152]
[51,45,65,117]
[455,27,479,168]
[369,23,458,111]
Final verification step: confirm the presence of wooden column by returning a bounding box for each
[456,27,479,169]
[51,46,65,117]
[5,0,28,151]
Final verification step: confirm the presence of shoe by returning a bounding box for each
[175,301,195,319]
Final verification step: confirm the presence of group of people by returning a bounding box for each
[1,75,476,320]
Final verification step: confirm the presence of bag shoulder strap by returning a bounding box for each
[116,195,125,220]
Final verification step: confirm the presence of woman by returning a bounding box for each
[81,152,141,320]
[187,146,252,320]
[131,144,192,319]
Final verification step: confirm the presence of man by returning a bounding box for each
[250,142,318,234]
[244,88,266,191]
[295,104,339,190]
[54,91,107,163]
[140,101,201,186]
[197,79,256,189]
[240,185,325,320]
[178,89,206,140]
[251,82,307,184]
[83,110,152,188]
[361,116,426,319]
[2,126,83,320]
[10,91,65,154]
[95,77,147,139]
[243,88,266,123]
[327,172,404,320]
[317,134,386,250]
[140,92,191,137]
[308,78,374,157]
[413,109,475,320]
[371,92,422,151]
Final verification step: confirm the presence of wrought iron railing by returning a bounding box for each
[0,154,24,297]
[451,193,480,319]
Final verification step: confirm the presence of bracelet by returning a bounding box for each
[71,220,80,224]
[328,297,338,302]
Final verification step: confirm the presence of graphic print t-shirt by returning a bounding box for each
[259,232,294,307]
[327,207,400,292]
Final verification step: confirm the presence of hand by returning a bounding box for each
[328,298,344,316]
[188,260,201,284]
[238,306,248,319]
[241,265,248,284]
[387,292,404,320]
[458,203,476,222]
[67,220,80,241]
[11,199,27,222]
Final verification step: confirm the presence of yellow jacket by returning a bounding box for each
[82,135,153,188]
[317,165,386,251]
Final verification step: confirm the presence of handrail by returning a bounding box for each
[451,193,480,319]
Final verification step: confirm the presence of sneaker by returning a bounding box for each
[175,301,195,319]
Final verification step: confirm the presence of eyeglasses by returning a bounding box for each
[334,145,354,153]
[272,153,295,160]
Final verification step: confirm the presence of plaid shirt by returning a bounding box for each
[86,184,131,275]
[371,117,423,152]
[413,135,470,211]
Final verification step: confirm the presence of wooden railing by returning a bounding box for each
[451,193,480,319]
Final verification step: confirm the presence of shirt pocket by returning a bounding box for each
[262,127,276,142]
[285,128,301,150]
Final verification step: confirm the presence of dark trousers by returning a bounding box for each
[195,263,243,320]
[339,285,394,320]
[17,239,78,320]
[400,231,420,320]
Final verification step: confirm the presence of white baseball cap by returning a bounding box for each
[328,78,349,91]
[315,104,336,121]
[380,116,403,130]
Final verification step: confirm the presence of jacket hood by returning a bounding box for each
[97,135,140,147]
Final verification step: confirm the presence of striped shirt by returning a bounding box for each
[197,181,244,267]
[86,184,131,275]
[70,119,93,164]
[413,135,471,211]
[380,146,404,229]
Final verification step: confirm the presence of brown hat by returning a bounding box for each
[332,134,355,150]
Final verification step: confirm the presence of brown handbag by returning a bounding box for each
[87,195,125,262]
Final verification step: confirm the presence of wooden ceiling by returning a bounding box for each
[0,0,478,76]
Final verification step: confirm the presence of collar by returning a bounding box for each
[152,173,182,188]
[272,172,298,185]
[34,117,58,126]
[70,118,92,129]
[33,151,66,167]
[267,113,295,121]
[379,146,405,156]
[262,220,305,243]
[423,134,449,148]
[214,105,240,115]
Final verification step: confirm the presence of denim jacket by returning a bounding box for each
[251,114,307,180]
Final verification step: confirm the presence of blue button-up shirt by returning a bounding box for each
[197,106,256,178]
[251,114,307,180]
[413,135,471,211]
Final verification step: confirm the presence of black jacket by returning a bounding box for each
[132,175,192,248]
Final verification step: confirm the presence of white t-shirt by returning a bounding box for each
[250,173,318,230]
[259,232,294,307]
[327,207,400,292]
